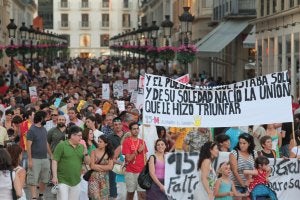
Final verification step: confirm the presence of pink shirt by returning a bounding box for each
[155,159,165,179]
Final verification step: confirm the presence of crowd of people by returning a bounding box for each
[0,57,299,200]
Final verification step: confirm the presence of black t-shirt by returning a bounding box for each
[260,150,276,158]
[108,132,122,150]
[281,122,293,146]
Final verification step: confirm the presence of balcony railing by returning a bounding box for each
[58,1,70,9]
[58,21,70,29]
[79,21,91,29]
[80,2,90,9]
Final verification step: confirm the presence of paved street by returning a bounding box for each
[24,185,56,200]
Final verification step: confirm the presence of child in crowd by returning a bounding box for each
[214,162,247,200]
[259,136,276,158]
[243,156,271,192]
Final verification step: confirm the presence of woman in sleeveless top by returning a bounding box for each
[6,144,27,200]
[229,133,257,200]
[195,141,219,200]
[88,135,114,200]
[0,149,22,200]
[146,139,168,200]
[263,124,281,157]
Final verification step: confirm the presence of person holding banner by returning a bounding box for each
[146,139,168,200]
[195,141,219,200]
[229,133,257,200]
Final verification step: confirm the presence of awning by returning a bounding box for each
[196,20,249,57]
[243,26,255,48]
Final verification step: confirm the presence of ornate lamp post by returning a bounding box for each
[19,22,28,67]
[179,7,194,46]
[148,21,159,68]
[161,15,174,75]
[136,25,144,81]
[28,25,35,77]
[179,7,195,73]
[6,19,17,87]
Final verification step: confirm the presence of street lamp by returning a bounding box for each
[6,19,17,87]
[19,22,28,67]
[179,7,194,46]
[28,25,35,77]
[136,25,144,84]
[161,15,174,75]
[149,21,159,68]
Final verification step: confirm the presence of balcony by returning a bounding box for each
[58,1,70,10]
[100,21,110,29]
[80,2,91,9]
[58,21,70,29]
[122,2,132,10]
[79,21,91,29]
[100,1,110,10]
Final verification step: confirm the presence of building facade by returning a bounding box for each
[52,0,139,58]
[253,0,300,97]
[38,0,53,29]
[196,0,256,82]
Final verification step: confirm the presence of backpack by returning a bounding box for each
[250,184,278,200]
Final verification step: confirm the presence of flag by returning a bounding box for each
[13,59,28,76]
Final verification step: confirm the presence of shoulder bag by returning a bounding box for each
[83,152,106,181]
[138,155,156,190]
[10,170,18,200]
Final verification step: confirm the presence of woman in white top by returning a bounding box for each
[195,141,219,200]
[0,148,22,200]
[7,144,27,200]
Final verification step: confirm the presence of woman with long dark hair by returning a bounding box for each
[195,141,219,200]
[82,128,98,155]
[229,133,257,200]
[0,148,22,199]
[88,135,114,199]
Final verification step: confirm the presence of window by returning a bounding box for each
[266,0,270,15]
[100,34,110,47]
[260,0,264,16]
[102,0,109,8]
[281,0,285,10]
[80,34,91,47]
[81,14,89,27]
[102,14,109,27]
[61,14,68,27]
[61,0,68,8]
[82,0,89,8]
[122,14,130,27]
[290,0,294,7]
[123,0,129,8]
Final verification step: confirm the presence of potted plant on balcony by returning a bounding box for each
[176,45,197,64]
[157,46,176,61]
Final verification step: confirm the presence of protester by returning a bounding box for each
[156,126,174,152]
[27,110,53,200]
[183,127,211,152]
[88,135,114,199]
[215,134,230,152]
[122,122,148,200]
[0,148,22,199]
[259,135,277,158]
[280,122,293,157]
[195,141,219,200]
[229,133,257,200]
[47,115,67,153]
[214,162,246,200]
[243,156,271,191]
[85,115,103,142]
[6,144,27,200]
[52,125,90,200]
[252,125,266,152]
[82,128,97,155]
[44,109,59,131]
[146,139,168,200]
[0,122,9,148]
[263,124,281,158]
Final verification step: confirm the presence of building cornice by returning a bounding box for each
[250,6,300,24]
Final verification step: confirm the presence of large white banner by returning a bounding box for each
[143,71,292,127]
[165,152,300,200]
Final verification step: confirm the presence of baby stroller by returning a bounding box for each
[250,184,278,200]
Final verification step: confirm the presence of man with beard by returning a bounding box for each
[27,110,53,200]
[47,115,67,153]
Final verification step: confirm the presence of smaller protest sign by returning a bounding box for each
[29,86,38,103]
[102,83,110,100]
